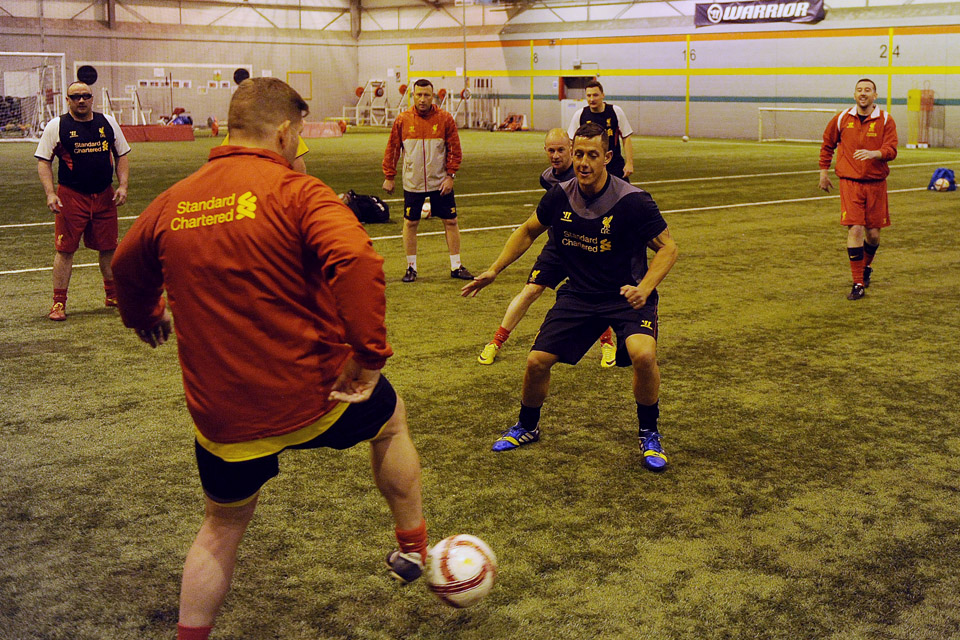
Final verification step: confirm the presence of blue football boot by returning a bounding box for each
[492,423,540,452]
[640,432,668,472]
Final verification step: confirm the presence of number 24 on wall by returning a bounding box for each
[880,45,900,59]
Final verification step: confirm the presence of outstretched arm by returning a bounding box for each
[461,213,549,297]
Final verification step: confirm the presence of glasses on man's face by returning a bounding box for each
[68,93,93,101]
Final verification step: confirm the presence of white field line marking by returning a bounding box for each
[0,187,929,276]
[0,160,953,232]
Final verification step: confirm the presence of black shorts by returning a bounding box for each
[404,190,457,221]
[527,242,566,289]
[195,375,398,504]
[531,290,658,367]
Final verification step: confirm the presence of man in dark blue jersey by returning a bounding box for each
[476,128,617,367]
[462,122,677,471]
[35,81,131,321]
[567,80,634,180]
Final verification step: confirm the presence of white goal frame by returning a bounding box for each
[0,51,67,140]
[758,107,839,143]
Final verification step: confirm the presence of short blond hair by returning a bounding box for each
[228,77,308,139]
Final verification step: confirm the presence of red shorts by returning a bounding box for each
[54,184,119,253]
[838,179,890,229]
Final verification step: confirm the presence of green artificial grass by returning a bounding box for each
[2,132,960,639]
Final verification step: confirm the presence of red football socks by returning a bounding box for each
[599,327,614,345]
[177,623,213,640]
[492,326,511,347]
[104,278,117,299]
[395,519,428,563]
[53,288,68,306]
[847,247,865,285]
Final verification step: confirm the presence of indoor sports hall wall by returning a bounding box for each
[1,23,357,124]
[4,3,958,143]
[363,24,960,146]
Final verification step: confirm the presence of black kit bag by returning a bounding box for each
[342,190,390,223]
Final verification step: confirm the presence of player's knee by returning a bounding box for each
[525,351,554,375]
[374,394,409,441]
[442,217,458,227]
[627,340,657,371]
[521,284,545,302]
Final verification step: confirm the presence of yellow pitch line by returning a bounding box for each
[416,66,960,78]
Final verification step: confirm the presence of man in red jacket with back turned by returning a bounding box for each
[819,78,898,300]
[112,77,428,640]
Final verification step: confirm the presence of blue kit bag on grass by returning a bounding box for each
[927,168,957,191]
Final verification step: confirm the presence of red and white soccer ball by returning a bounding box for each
[425,534,498,608]
[933,177,951,191]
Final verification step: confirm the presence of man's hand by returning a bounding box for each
[136,307,173,348]
[440,175,455,196]
[382,178,395,195]
[818,170,833,192]
[623,163,634,178]
[620,284,650,310]
[853,149,881,161]
[113,185,128,206]
[461,269,497,297]
[328,358,381,404]
[46,193,62,213]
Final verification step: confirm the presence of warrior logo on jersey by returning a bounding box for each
[601,215,613,234]
[561,211,573,222]
[641,320,653,330]
[69,130,78,138]
[846,122,855,128]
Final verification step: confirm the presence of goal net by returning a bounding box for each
[0,52,66,140]
[758,107,840,143]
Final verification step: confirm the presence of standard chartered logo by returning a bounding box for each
[236,191,257,219]
[171,190,258,231]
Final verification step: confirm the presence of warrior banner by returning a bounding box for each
[695,0,825,26]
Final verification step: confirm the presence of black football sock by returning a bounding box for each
[518,403,541,430]
[863,241,879,266]
[637,401,660,437]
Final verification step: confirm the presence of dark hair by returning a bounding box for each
[573,122,609,152]
[413,78,434,90]
[855,78,876,91]
[228,77,308,139]
[585,79,604,93]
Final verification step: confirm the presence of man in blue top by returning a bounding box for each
[462,123,678,471]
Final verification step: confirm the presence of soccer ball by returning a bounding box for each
[425,534,498,608]
[681,135,689,142]
[933,177,951,191]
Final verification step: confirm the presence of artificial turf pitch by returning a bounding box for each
[2,131,960,640]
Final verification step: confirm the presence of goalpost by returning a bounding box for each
[758,107,840,143]
[0,52,67,141]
